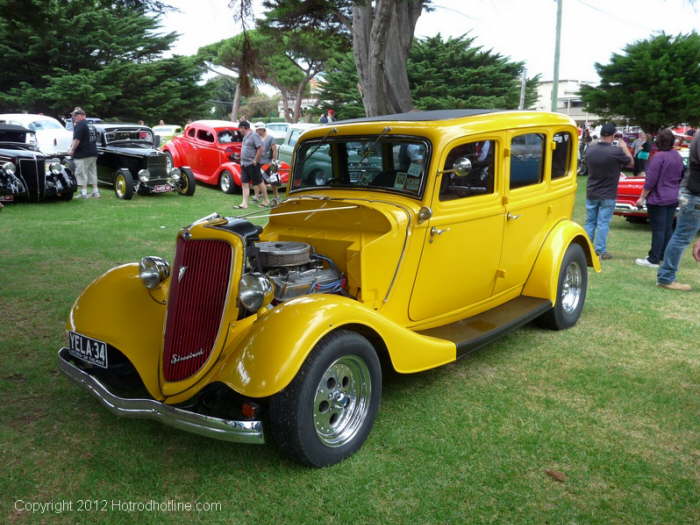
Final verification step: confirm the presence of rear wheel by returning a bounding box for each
[269,330,382,467]
[537,243,588,330]
[114,171,135,200]
[219,170,236,194]
[177,168,196,196]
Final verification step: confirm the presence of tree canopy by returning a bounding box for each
[580,32,700,132]
[316,34,539,120]
[0,0,207,124]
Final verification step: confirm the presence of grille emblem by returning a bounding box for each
[178,266,188,282]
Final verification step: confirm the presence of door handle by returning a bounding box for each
[429,226,450,242]
[507,213,521,221]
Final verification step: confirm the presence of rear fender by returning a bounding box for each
[522,219,600,303]
[211,294,456,399]
[66,263,167,400]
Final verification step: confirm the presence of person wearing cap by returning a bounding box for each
[235,120,270,209]
[655,131,700,291]
[584,122,633,259]
[319,108,336,124]
[68,107,99,198]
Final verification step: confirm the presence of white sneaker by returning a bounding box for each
[78,191,88,199]
[91,191,101,198]
[635,258,659,268]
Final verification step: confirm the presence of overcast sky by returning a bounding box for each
[161,0,700,85]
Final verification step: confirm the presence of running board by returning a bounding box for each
[416,296,552,358]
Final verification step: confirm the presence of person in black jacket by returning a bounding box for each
[68,107,99,198]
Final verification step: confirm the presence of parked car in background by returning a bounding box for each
[59,109,599,467]
[0,124,76,202]
[94,123,195,199]
[265,122,289,144]
[163,120,289,193]
[64,116,102,132]
[0,113,73,155]
[277,123,319,166]
[152,124,183,145]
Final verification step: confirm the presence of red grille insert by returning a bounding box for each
[162,238,232,381]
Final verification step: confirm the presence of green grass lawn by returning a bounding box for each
[1,181,698,524]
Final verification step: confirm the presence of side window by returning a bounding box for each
[440,140,495,201]
[510,133,545,189]
[197,129,214,143]
[187,127,195,138]
[552,132,572,179]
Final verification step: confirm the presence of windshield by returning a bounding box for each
[27,119,64,131]
[104,128,154,145]
[291,136,429,197]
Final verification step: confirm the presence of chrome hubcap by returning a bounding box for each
[561,261,582,314]
[221,173,230,192]
[312,355,371,447]
[165,155,172,173]
[115,176,125,197]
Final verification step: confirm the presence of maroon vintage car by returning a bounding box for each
[162,120,289,193]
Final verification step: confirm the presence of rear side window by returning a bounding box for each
[510,133,545,189]
[552,132,572,179]
[187,128,195,138]
[197,129,214,143]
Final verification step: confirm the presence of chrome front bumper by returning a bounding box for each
[58,348,265,445]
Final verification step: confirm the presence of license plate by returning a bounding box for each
[68,331,108,368]
[153,184,172,193]
[0,195,13,202]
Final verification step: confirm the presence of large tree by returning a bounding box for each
[0,0,207,123]
[580,32,700,132]
[316,34,539,118]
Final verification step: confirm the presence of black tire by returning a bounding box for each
[177,168,196,196]
[219,170,236,194]
[537,243,588,330]
[114,171,135,200]
[164,151,174,173]
[57,189,74,201]
[268,329,382,467]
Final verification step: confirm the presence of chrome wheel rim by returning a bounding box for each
[220,173,231,192]
[115,175,125,198]
[313,355,372,448]
[561,261,582,314]
[165,154,172,173]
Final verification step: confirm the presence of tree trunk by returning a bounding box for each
[352,0,423,117]
[231,81,241,121]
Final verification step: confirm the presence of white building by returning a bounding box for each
[536,80,600,125]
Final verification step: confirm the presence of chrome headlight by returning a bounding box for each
[1,161,16,176]
[239,273,274,311]
[139,256,170,289]
[169,167,181,183]
[137,169,150,182]
[45,161,62,175]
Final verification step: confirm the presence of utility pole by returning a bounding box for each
[518,68,527,110]
[550,0,563,112]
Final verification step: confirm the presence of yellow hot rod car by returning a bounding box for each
[59,110,600,467]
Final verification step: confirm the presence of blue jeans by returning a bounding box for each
[657,190,700,284]
[585,199,616,254]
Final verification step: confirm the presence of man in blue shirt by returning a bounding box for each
[68,107,99,198]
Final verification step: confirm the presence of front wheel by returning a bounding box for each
[219,169,236,194]
[537,242,588,330]
[176,168,196,196]
[268,330,382,467]
[114,171,135,200]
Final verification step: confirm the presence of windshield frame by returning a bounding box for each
[289,133,432,200]
[102,127,155,147]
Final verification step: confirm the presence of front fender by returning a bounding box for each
[66,263,167,400]
[522,219,601,304]
[212,295,457,399]
[218,162,242,186]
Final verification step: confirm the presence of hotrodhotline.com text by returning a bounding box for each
[14,499,223,514]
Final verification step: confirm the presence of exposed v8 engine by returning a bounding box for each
[254,241,344,302]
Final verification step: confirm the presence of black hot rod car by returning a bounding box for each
[0,124,76,203]
[94,123,196,200]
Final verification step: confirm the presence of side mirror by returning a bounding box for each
[442,156,472,176]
